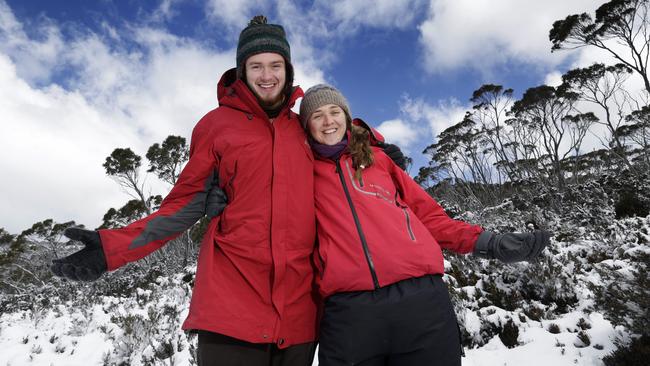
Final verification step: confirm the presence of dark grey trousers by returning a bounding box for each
[197,331,316,366]
[318,275,463,366]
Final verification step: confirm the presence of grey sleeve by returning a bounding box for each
[128,170,215,250]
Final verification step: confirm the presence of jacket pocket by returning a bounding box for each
[219,161,238,233]
[394,195,417,242]
[344,161,392,202]
[316,246,326,279]
[401,207,416,241]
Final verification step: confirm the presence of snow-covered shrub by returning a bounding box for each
[518,256,579,313]
[498,319,519,348]
[548,323,560,334]
[590,253,649,337]
[575,331,591,348]
[603,335,650,366]
[615,189,650,218]
[96,267,196,366]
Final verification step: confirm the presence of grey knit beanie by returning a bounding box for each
[300,84,351,128]
[236,15,291,79]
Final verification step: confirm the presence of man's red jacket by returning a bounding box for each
[99,68,318,348]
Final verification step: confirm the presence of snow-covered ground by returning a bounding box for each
[461,310,622,366]
[2,195,647,365]
[0,304,622,366]
[0,271,625,366]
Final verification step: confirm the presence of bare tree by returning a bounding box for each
[470,84,517,182]
[550,0,650,94]
[615,105,650,168]
[560,63,635,167]
[103,148,153,215]
[503,116,545,182]
[20,219,77,259]
[423,113,497,207]
[0,221,76,295]
[102,135,195,268]
[561,113,600,183]
[511,85,589,190]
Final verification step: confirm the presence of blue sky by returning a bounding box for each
[0,0,626,233]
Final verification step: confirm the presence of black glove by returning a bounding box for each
[205,173,228,219]
[379,142,408,170]
[50,228,107,281]
[473,230,550,263]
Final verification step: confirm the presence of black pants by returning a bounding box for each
[197,331,316,366]
[318,275,462,366]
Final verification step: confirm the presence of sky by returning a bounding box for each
[0,0,641,233]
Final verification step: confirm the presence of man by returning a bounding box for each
[51,16,405,366]
[52,15,316,365]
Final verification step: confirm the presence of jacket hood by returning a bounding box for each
[217,68,304,119]
[352,118,385,145]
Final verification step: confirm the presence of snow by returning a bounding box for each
[0,285,623,366]
[0,308,112,366]
[1,190,647,365]
[457,310,619,366]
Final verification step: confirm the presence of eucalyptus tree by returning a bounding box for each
[615,105,650,168]
[560,63,634,167]
[470,84,517,182]
[511,85,590,190]
[423,112,497,206]
[550,0,650,94]
[145,135,189,185]
[103,148,152,215]
[103,135,189,217]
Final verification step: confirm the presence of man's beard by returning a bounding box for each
[251,86,286,110]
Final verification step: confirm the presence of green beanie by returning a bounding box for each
[236,15,291,79]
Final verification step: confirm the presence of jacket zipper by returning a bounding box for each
[402,208,416,241]
[335,158,380,289]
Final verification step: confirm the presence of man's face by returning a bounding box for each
[245,53,286,106]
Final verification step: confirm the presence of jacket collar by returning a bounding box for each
[217,68,304,120]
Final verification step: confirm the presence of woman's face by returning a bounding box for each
[307,104,347,145]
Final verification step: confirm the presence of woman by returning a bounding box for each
[299,84,550,366]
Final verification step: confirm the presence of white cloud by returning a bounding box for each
[0,0,334,234]
[150,0,182,22]
[376,119,419,151]
[0,53,131,233]
[0,3,237,234]
[544,71,563,87]
[315,0,426,32]
[400,95,468,139]
[0,1,65,84]
[274,0,430,74]
[540,28,649,156]
[205,0,269,31]
[418,0,598,74]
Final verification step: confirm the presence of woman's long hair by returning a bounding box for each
[347,117,374,182]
